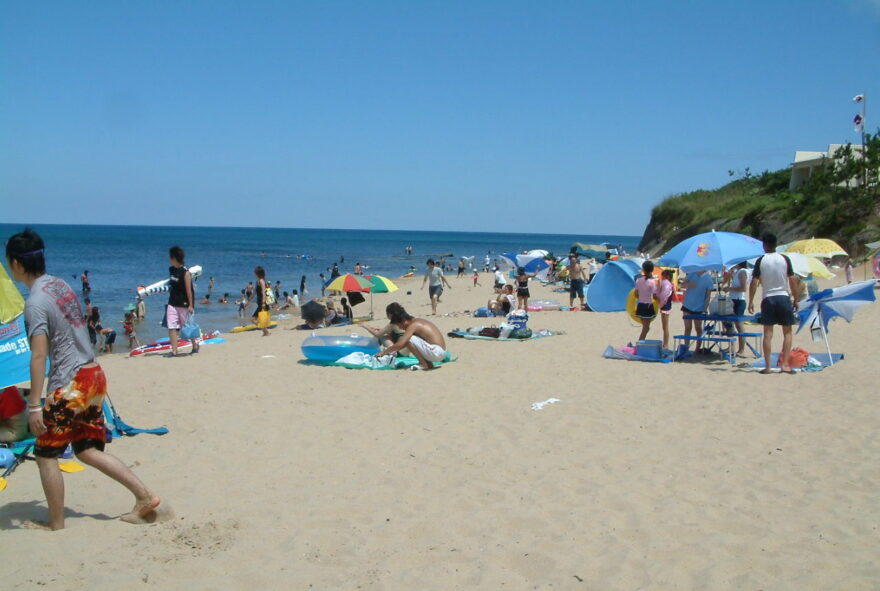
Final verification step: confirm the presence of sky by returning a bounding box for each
[1,1,878,237]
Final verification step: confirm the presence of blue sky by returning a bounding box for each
[2,1,878,236]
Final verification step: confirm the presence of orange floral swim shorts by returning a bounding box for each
[35,365,107,458]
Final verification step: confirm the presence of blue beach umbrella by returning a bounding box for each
[500,253,551,278]
[659,231,764,272]
[796,280,876,365]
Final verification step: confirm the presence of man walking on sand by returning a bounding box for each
[568,253,587,308]
[421,259,451,315]
[6,229,160,530]
[364,303,447,370]
[748,233,799,374]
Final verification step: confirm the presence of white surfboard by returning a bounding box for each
[137,265,203,297]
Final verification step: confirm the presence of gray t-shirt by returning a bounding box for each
[427,267,443,287]
[25,274,95,392]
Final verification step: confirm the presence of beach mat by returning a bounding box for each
[301,352,457,370]
[603,345,672,364]
[447,330,558,342]
[749,352,844,372]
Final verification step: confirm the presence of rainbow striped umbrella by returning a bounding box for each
[361,275,399,319]
[325,273,374,293]
[365,275,399,294]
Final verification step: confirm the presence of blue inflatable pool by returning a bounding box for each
[301,334,381,362]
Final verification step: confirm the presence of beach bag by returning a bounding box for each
[708,295,734,316]
[473,307,491,318]
[263,285,276,306]
[778,347,809,368]
[257,308,272,329]
[180,314,201,339]
[508,328,533,340]
[478,326,501,338]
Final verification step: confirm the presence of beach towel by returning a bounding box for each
[447,329,559,342]
[308,351,457,370]
[749,352,843,372]
[602,345,673,363]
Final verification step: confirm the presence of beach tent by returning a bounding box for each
[585,259,641,312]
[571,243,610,261]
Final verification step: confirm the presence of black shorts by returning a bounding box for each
[660,297,673,312]
[681,306,702,315]
[429,285,443,299]
[760,295,796,326]
[636,302,656,319]
[516,288,530,298]
[570,279,585,297]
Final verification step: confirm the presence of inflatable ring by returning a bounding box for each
[301,334,380,362]
[626,289,660,323]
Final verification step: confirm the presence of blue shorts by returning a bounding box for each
[429,285,443,299]
[760,295,796,326]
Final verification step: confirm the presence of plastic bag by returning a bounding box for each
[180,314,201,339]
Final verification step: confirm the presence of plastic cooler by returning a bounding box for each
[635,340,662,359]
[507,312,529,330]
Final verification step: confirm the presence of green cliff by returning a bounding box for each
[638,135,880,258]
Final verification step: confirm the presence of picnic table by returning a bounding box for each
[676,313,762,363]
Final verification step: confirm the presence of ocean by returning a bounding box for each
[1,224,640,345]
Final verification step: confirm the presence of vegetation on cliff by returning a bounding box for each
[639,132,880,258]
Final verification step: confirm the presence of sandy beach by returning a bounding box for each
[2,266,878,590]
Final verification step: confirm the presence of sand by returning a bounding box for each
[2,266,879,590]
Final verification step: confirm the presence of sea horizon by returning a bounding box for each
[1,223,641,347]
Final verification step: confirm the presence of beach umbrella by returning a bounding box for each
[659,231,764,272]
[325,273,373,293]
[499,253,551,279]
[750,252,835,280]
[784,252,835,280]
[365,275,398,294]
[796,280,876,365]
[786,238,847,259]
[0,263,25,325]
[362,275,399,319]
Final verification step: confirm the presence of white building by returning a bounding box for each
[789,144,865,190]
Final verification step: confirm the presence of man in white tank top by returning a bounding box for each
[748,233,799,373]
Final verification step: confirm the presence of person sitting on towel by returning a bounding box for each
[488,284,517,315]
[363,302,447,371]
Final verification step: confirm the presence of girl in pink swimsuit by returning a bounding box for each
[634,261,658,341]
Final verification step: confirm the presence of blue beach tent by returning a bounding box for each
[585,259,641,312]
